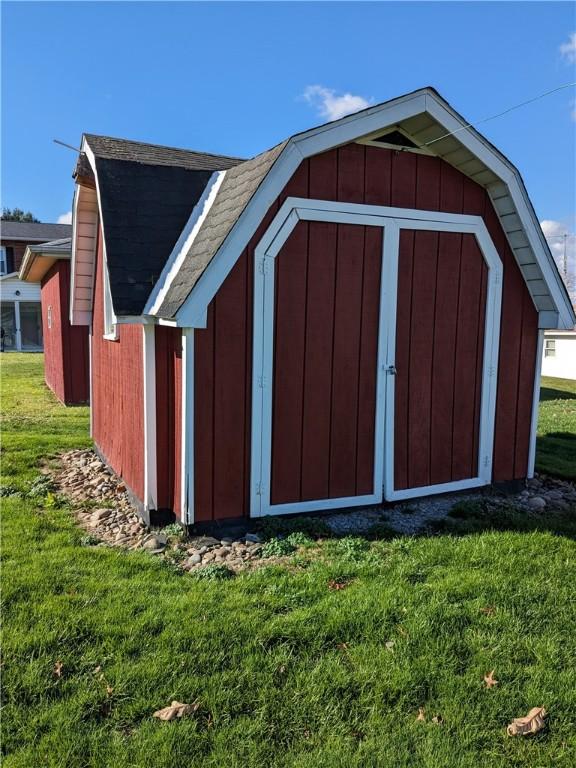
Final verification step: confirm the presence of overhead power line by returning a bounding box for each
[425,81,576,146]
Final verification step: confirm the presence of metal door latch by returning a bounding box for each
[386,365,397,375]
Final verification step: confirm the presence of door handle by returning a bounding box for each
[386,365,397,375]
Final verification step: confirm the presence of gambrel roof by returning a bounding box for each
[149,87,574,330]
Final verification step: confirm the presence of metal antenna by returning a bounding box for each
[53,139,82,152]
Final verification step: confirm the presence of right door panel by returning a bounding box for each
[394,229,488,491]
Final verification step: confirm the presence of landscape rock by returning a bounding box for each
[528,496,547,511]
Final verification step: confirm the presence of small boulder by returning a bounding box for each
[245,533,261,544]
[186,554,202,566]
[142,536,166,552]
[528,496,546,511]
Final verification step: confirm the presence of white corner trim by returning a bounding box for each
[180,328,194,524]
[250,200,504,516]
[145,170,226,316]
[143,325,157,510]
[527,329,544,479]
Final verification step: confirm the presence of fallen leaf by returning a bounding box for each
[278,664,286,674]
[432,715,443,725]
[93,665,102,675]
[484,670,498,689]
[480,606,496,616]
[53,661,63,678]
[416,708,426,722]
[328,580,349,591]
[385,640,395,651]
[507,707,546,736]
[106,685,114,696]
[336,642,349,652]
[153,700,200,721]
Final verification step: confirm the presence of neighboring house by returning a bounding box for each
[19,238,89,404]
[0,221,72,351]
[541,329,576,380]
[61,87,574,526]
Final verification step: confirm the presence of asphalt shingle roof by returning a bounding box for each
[0,221,72,242]
[158,141,287,317]
[85,134,242,171]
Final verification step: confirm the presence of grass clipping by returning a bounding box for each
[153,700,200,721]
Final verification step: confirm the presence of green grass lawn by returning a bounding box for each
[2,354,575,768]
[536,376,576,480]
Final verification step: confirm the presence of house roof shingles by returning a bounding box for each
[85,134,242,171]
[83,135,244,316]
[158,141,287,318]
[0,221,72,242]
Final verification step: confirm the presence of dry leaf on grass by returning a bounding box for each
[432,715,443,725]
[480,606,496,616]
[484,670,498,689]
[328,580,349,591]
[416,708,426,722]
[153,700,200,721]
[53,661,63,678]
[507,707,546,736]
[385,640,395,651]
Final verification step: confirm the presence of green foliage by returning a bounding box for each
[366,521,396,540]
[285,531,315,548]
[536,376,576,480]
[161,522,184,538]
[79,534,100,547]
[258,514,330,540]
[190,563,233,581]
[1,207,40,222]
[26,474,56,500]
[0,484,21,498]
[260,537,296,558]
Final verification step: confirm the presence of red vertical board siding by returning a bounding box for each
[355,226,382,494]
[270,220,382,505]
[188,143,538,519]
[155,326,182,515]
[41,261,89,405]
[451,236,487,481]
[407,231,438,488]
[395,230,487,489]
[270,222,309,504]
[429,233,461,485]
[329,224,366,498]
[91,227,144,501]
[300,222,338,501]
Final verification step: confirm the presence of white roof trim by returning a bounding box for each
[174,87,575,330]
[145,169,226,316]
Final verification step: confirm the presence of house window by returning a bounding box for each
[544,339,556,358]
[47,305,52,329]
[0,247,6,275]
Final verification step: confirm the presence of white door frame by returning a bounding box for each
[250,197,503,516]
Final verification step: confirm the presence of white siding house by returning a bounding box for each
[541,330,576,380]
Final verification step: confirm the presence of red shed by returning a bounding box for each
[68,88,575,525]
[20,238,89,404]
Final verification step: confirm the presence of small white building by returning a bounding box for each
[541,330,576,380]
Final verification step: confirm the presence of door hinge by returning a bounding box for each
[258,258,269,276]
[255,482,265,496]
[483,455,490,468]
[258,375,267,389]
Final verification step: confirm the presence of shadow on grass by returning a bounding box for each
[536,432,576,482]
[539,386,576,402]
[427,499,576,541]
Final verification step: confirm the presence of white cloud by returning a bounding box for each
[57,211,72,224]
[560,32,576,63]
[541,219,576,299]
[302,85,372,122]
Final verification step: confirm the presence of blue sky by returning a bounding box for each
[2,1,575,260]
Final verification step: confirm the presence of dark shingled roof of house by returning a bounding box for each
[0,221,72,242]
[85,134,242,171]
[83,135,244,316]
[157,141,287,318]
